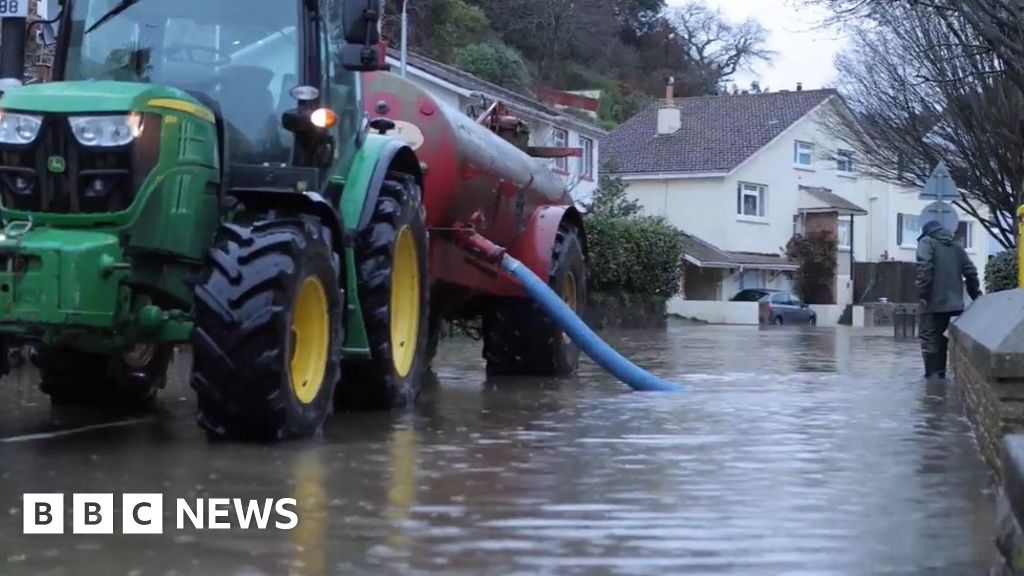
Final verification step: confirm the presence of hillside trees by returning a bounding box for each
[379,0,774,125]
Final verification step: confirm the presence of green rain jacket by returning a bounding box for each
[916,221,981,313]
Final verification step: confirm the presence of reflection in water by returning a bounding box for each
[291,449,327,576]
[0,324,1000,575]
[387,425,418,553]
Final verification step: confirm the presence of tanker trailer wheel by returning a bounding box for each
[483,221,586,377]
[34,344,173,406]
[335,173,429,411]
[191,216,343,441]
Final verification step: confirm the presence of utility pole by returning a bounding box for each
[400,0,408,77]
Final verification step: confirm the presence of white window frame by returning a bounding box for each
[578,136,594,180]
[898,213,920,248]
[550,127,569,173]
[836,149,855,175]
[737,182,767,220]
[794,141,814,169]
[837,219,851,250]
[959,221,975,251]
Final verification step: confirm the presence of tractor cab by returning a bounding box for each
[0,0,384,214]
[52,0,380,178]
[59,0,312,166]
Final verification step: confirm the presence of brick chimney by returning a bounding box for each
[657,76,681,135]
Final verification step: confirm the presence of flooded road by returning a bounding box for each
[0,324,1000,575]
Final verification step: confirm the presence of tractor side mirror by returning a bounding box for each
[342,0,380,46]
[339,0,387,72]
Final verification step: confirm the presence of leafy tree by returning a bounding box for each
[587,170,643,218]
[455,42,532,92]
[785,231,838,304]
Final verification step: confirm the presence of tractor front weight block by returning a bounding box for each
[0,228,182,349]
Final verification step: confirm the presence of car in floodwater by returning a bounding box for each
[730,289,817,326]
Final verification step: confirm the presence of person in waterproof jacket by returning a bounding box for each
[916,220,982,379]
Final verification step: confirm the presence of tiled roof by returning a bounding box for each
[681,232,798,271]
[388,49,606,137]
[799,186,867,215]
[602,89,839,174]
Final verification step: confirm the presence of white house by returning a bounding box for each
[602,85,989,323]
[385,50,606,207]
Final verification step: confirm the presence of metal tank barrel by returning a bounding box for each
[360,71,571,243]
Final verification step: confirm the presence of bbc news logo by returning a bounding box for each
[23,494,298,534]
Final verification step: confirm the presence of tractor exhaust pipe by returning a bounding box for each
[0,15,27,86]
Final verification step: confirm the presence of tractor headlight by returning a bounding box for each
[68,113,143,147]
[0,111,43,145]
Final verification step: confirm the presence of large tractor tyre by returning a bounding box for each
[34,344,173,406]
[191,217,343,441]
[483,222,586,377]
[335,174,429,411]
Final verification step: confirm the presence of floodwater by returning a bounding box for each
[0,324,1001,575]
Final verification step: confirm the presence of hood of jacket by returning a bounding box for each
[919,220,954,245]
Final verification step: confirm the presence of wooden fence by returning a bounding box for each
[853,261,918,304]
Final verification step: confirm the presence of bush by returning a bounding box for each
[585,214,684,298]
[986,249,1018,293]
[785,230,838,304]
[455,42,531,92]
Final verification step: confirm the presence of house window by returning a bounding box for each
[550,127,569,173]
[956,221,975,250]
[897,213,920,247]
[837,219,851,250]
[737,182,767,218]
[794,141,814,168]
[836,150,855,174]
[793,214,804,236]
[578,136,594,180]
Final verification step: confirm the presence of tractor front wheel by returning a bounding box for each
[34,344,173,406]
[483,221,586,376]
[335,173,429,411]
[191,216,343,441]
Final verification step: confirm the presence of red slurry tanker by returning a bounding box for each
[361,70,588,377]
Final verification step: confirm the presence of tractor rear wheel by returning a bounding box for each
[483,221,586,376]
[34,344,172,406]
[335,173,429,411]
[191,216,343,441]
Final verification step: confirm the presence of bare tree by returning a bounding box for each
[820,4,1024,248]
[805,0,1024,94]
[667,2,775,93]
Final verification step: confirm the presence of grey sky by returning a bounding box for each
[666,0,848,92]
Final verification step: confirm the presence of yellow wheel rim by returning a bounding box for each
[289,276,329,405]
[390,226,421,378]
[561,272,577,344]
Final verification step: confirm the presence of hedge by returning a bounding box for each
[986,249,1018,293]
[584,214,684,298]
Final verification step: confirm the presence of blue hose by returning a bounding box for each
[500,254,683,392]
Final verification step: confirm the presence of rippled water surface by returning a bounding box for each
[0,324,1000,575]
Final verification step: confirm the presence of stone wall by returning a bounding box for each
[583,292,666,330]
[952,333,1007,479]
[949,289,1024,573]
[997,437,1024,575]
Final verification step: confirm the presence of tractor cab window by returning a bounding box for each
[62,0,305,166]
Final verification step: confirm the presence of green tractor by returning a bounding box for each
[0,0,430,440]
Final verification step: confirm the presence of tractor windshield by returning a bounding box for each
[62,0,301,165]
